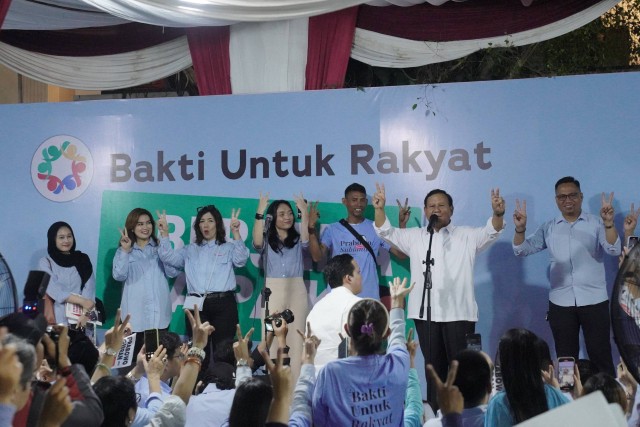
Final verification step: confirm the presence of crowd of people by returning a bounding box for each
[1,176,639,426]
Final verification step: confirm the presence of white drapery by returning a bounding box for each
[3,0,453,30]
[230,19,309,94]
[0,36,192,90]
[351,0,621,67]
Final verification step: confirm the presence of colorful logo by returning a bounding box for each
[31,135,93,202]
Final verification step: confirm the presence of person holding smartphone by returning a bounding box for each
[513,177,620,376]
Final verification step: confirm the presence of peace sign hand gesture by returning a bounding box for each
[293,193,308,220]
[118,227,132,252]
[600,192,615,226]
[230,208,242,239]
[397,198,410,228]
[297,322,321,365]
[372,182,386,209]
[624,203,640,236]
[491,188,505,217]
[426,361,463,416]
[513,199,527,231]
[156,210,169,238]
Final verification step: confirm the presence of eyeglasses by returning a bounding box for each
[556,193,581,202]
[197,205,216,212]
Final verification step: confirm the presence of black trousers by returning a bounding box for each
[185,293,238,369]
[414,319,475,408]
[548,300,615,376]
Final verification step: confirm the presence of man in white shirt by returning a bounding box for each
[372,183,504,406]
[306,254,362,370]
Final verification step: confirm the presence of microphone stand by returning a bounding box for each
[261,216,272,340]
[419,221,435,390]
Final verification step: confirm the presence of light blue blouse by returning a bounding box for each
[38,255,95,326]
[112,240,180,332]
[256,240,308,278]
[158,237,249,294]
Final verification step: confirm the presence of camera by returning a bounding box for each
[265,309,294,331]
[46,325,61,342]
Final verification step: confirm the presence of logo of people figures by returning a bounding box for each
[31,135,94,202]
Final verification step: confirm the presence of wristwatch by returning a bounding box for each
[104,347,118,357]
[236,358,248,367]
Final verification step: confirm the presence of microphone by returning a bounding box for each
[263,214,273,235]
[426,214,438,233]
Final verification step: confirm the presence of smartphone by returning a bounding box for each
[144,329,160,361]
[557,356,575,391]
[628,235,639,250]
[466,333,482,351]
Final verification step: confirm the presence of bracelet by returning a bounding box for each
[59,366,72,377]
[605,224,614,229]
[184,357,202,369]
[94,363,111,376]
[236,358,248,367]
[186,346,206,361]
[255,213,264,220]
[126,371,141,383]
[515,228,526,234]
[307,227,316,235]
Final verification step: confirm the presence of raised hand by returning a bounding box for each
[293,193,308,219]
[406,328,418,368]
[185,305,215,350]
[600,192,615,226]
[230,208,242,238]
[103,308,131,355]
[308,201,320,228]
[541,364,559,389]
[372,183,386,209]
[513,199,527,231]
[426,361,463,415]
[145,345,167,379]
[118,227,132,252]
[389,277,414,309]
[491,188,505,217]
[297,322,321,365]
[232,324,254,363]
[397,198,410,228]
[257,192,270,217]
[156,209,169,237]
[39,376,73,427]
[624,203,640,237]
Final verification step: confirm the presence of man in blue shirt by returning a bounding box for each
[512,176,620,375]
[308,183,406,301]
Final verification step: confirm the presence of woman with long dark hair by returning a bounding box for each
[312,278,414,426]
[486,328,569,426]
[39,221,95,325]
[158,205,249,366]
[252,193,309,379]
[112,208,180,332]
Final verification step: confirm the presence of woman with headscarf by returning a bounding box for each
[38,221,95,326]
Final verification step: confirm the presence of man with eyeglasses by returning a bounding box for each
[512,176,620,375]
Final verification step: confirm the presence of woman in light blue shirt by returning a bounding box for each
[39,221,95,326]
[252,193,309,380]
[158,205,249,368]
[112,208,180,332]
